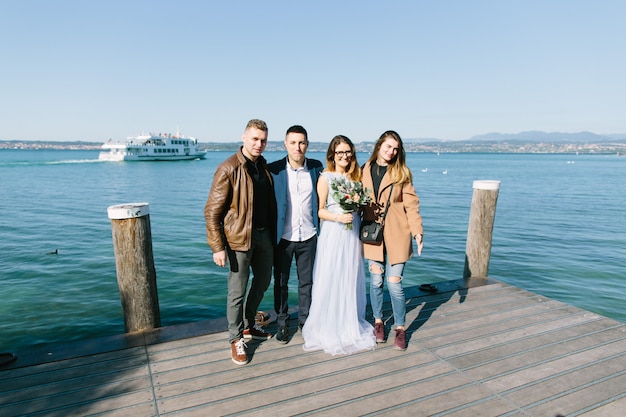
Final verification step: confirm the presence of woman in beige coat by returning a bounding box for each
[361,130,424,350]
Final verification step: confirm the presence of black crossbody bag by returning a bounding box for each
[360,184,393,244]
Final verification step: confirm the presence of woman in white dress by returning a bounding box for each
[302,135,376,355]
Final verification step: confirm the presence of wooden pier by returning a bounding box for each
[1,278,625,416]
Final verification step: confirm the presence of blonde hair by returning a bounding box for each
[245,119,268,132]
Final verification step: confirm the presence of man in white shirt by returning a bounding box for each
[268,125,323,343]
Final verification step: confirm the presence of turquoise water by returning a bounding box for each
[0,150,624,353]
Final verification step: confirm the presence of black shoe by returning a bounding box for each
[276,326,289,344]
[419,283,438,293]
[0,352,17,367]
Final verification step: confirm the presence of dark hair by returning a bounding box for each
[325,135,361,181]
[285,125,308,142]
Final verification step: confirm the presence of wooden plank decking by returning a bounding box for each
[1,278,625,417]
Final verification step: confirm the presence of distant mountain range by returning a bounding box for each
[3,131,626,154]
[405,131,626,144]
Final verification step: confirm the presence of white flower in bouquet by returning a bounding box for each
[329,176,372,230]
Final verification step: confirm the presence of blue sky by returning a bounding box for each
[2,0,625,143]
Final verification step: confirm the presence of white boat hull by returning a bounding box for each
[98,152,206,161]
[99,133,207,162]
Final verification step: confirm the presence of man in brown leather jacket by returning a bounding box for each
[204,119,277,365]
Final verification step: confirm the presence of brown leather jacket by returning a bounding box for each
[204,148,276,253]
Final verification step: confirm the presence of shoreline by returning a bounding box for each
[2,140,626,154]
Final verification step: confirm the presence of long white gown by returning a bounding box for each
[302,172,376,355]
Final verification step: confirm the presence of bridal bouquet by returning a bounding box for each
[329,176,373,230]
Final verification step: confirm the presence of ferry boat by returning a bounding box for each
[99,132,207,161]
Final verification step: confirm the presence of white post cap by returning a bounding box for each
[107,202,150,219]
[473,180,501,190]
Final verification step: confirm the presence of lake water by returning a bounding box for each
[0,149,624,353]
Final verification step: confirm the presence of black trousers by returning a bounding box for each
[273,236,317,328]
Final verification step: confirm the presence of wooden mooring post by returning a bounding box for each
[107,202,161,333]
[463,180,501,279]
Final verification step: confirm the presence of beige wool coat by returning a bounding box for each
[361,161,423,264]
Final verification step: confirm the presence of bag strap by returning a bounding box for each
[379,184,393,226]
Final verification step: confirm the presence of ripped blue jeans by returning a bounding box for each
[368,259,406,327]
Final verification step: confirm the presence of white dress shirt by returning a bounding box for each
[282,159,316,242]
